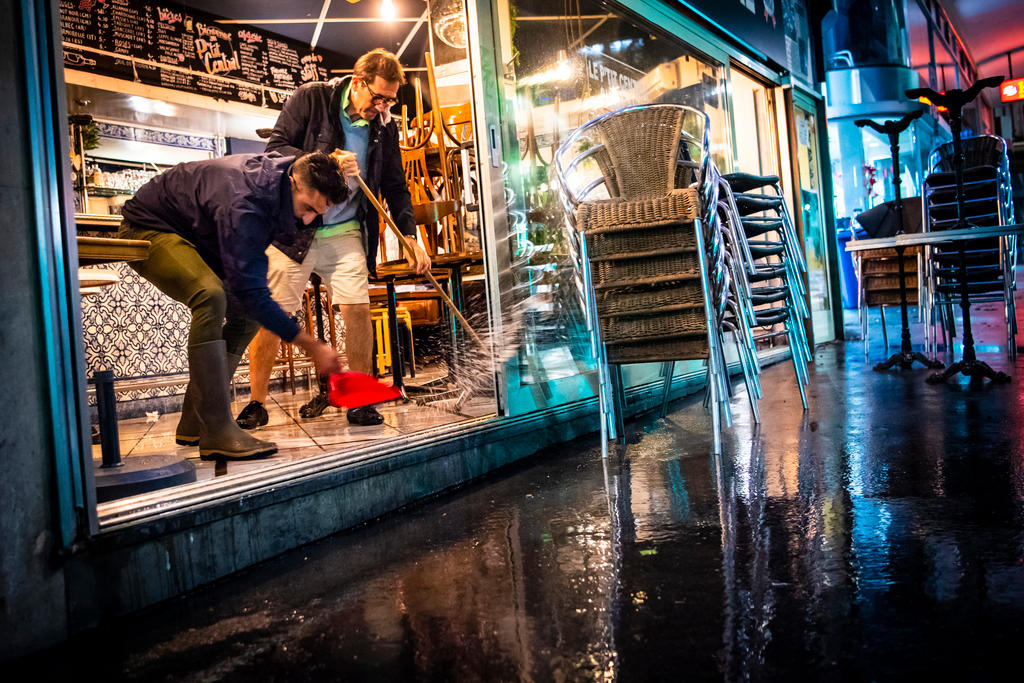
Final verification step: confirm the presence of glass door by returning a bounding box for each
[468,0,733,415]
[729,65,806,352]
[791,96,836,343]
[729,67,781,178]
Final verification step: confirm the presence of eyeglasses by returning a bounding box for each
[362,80,399,108]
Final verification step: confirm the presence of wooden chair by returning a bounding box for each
[394,54,474,258]
[401,146,458,256]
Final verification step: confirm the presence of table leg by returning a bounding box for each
[874,245,943,372]
[448,265,465,377]
[385,277,406,391]
[927,244,1011,384]
[94,369,123,468]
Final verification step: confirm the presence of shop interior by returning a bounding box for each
[68,0,499,505]
[67,0,814,512]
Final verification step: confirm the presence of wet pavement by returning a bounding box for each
[15,335,1024,681]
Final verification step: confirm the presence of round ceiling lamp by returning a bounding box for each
[430,0,467,50]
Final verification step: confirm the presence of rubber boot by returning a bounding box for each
[189,340,276,460]
[175,352,243,446]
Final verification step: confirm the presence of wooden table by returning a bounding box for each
[77,235,150,266]
[846,223,1023,383]
[843,223,1024,253]
[74,232,195,501]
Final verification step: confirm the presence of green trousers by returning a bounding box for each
[119,221,259,355]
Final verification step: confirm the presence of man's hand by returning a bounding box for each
[405,238,432,275]
[293,331,341,377]
[329,149,359,181]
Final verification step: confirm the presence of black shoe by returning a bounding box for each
[347,405,384,426]
[235,400,269,429]
[299,391,330,418]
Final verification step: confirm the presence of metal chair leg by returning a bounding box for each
[695,218,726,454]
[734,330,760,423]
[659,361,675,418]
[863,306,870,360]
[788,326,809,410]
[880,305,889,351]
[598,372,609,460]
[860,267,869,359]
[702,363,712,412]
[611,364,627,444]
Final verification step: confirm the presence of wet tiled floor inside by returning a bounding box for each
[92,365,497,483]
[30,297,1024,679]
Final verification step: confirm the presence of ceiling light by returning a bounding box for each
[430,0,467,49]
[381,0,396,20]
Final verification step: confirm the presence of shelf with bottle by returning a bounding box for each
[75,157,170,218]
[84,159,165,194]
[85,185,135,197]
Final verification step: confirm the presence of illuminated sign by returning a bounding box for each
[917,95,947,113]
[1000,78,1024,103]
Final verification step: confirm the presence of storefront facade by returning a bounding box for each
[823,0,995,261]
[1,0,837,659]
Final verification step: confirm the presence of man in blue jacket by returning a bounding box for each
[119,151,344,459]
[236,48,429,429]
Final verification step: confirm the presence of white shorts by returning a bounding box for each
[266,229,369,314]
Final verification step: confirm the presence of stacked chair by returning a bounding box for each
[922,134,1017,359]
[554,104,764,456]
[906,75,1013,383]
[852,199,925,358]
[718,172,812,408]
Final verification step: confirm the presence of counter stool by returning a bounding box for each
[371,306,415,377]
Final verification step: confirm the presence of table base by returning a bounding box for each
[874,350,944,372]
[94,455,196,503]
[926,357,1011,385]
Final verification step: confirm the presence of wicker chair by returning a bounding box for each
[555,104,757,455]
[922,135,1017,359]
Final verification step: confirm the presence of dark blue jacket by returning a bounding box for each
[265,76,417,274]
[121,153,303,342]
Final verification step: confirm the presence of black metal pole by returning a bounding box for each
[311,273,329,395]
[385,277,405,389]
[93,370,123,469]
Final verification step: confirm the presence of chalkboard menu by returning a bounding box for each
[59,0,330,109]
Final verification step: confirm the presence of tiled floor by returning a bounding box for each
[92,365,497,483]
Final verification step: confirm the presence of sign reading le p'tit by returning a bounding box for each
[1001,77,1024,103]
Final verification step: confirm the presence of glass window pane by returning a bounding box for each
[499,0,728,385]
[905,0,932,89]
[794,106,835,343]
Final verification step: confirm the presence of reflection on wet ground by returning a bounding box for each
[18,339,1024,680]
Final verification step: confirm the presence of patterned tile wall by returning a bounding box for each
[80,261,190,404]
[79,252,326,409]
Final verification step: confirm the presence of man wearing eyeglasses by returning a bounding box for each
[236,48,430,429]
